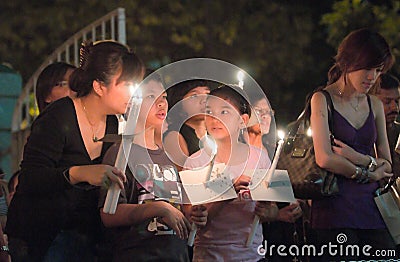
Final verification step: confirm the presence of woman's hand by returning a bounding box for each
[158,202,191,239]
[276,202,303,223]
[233,175,251,193]
[366,165,393,182]
[255,201,278,222]
[190,205,208,228]
[69,164,126,189]
[332,139,360,164]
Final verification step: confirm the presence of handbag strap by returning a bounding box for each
[288,89,335,137]
[319,89,335,136]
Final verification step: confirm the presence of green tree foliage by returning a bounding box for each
[321,0,400,76]
[0,0,336,126]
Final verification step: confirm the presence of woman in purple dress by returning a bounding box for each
[310,28,396,261]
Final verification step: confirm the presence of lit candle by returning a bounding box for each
[203,135,218,184]
[103,84,142,214]
[246,130,285,247]
[188,135,217,245]
[264,130,285,185]
[237,70,244,89]
[187,222,197,247]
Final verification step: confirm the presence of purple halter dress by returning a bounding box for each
[311,96,386,229]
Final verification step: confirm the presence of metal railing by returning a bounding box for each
[10,7,126,172]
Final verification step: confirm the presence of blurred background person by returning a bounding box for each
[35,62,77,112]
[246,98,305,262]
[370,73,400,178]
[0,169,8,231]
[246,97,275,158]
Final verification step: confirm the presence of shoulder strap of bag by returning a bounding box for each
[319,89,334,135]
[288,89,334,137]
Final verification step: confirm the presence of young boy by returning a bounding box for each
[99,75,207,261]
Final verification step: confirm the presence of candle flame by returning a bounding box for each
[307,128,312,137]
[237,70,244,89]
[129,83,140,97]
[237,70,244,82]
[277,130,285,140]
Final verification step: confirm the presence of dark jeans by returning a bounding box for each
[310,228,397,261]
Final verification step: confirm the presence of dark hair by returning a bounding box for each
[379,73,400,90]
[36,62,76,112]
[167,79,210,111]
[143,69,164,86]
[327,28,394,85]
[69,40,144,97]
[208,84,251,117]
[166,79,210,127]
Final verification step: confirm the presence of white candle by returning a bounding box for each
[246,130,285,247]
[103,85,142,214]
[237,70,244,89]
[187,223,197,246]
[264,130,285,185]
[246,215,259,247]
[187,136,217,243]
[203,135,218,184]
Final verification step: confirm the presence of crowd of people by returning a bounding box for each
[1,28,399,262]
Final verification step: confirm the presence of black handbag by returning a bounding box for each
[277,89,339,199]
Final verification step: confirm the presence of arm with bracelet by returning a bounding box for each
[333,136,392,182]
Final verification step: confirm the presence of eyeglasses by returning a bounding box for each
[254,108,275,116]
[55,81,69,88]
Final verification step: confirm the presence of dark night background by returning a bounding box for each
[1,0,399,128]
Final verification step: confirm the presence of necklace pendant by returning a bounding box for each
[93,136,99,142]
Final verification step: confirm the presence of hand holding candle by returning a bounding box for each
[246,130,285,247]
[187,205,208,246]
[187,136,217,245]
[187,223,197,247]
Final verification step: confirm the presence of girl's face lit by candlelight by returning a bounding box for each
[205,96,247,142]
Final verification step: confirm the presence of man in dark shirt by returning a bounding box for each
[373,73,400,178]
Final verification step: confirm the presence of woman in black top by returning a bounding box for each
[163,80,211,170]
[6,40,144,262]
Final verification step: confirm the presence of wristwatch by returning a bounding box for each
[368,156,377,172]
[0,245,9,254]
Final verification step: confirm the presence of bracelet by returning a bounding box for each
[351,167,362,180]
[367,156,377,172]
[357,167,369,184]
